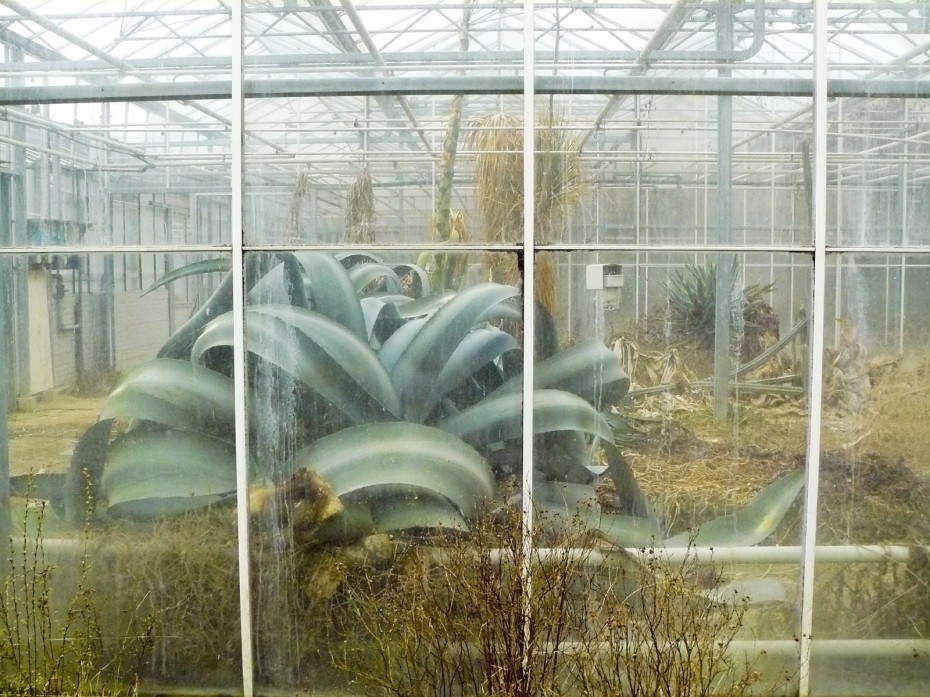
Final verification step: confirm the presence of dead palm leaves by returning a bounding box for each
[467,112,584,318]
[342,168,375,244]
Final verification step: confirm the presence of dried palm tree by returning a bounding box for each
[467,112,584,322]
[282,171,310,245]
[342,168,375,244]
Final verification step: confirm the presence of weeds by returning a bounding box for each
[575,543,794,697]
[332,504,796,697]
[0,495,154,696]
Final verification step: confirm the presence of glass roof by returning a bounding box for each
[0,1,927,232]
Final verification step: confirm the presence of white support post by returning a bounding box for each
[522,0,536,685]
[231,5,254,696]
[799,4,829,696]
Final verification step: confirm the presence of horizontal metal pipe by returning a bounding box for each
[0,76,929,107]
[26,538,930,567]
[556,638,930,659]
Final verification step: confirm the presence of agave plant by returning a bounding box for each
[663,256,778,361]
[38,250,801,549]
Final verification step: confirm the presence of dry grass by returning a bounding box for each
[85,512,242,687]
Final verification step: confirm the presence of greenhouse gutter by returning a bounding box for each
[1,76,928,106]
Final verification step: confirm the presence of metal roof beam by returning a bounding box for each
[2,76,929,107]
[337,0,433,155]
[0,0,283,154]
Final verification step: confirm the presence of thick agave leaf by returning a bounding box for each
[158,270,234,359]
[368,293,414,308]
[438,389,614,450]
[349,262,402,296]
[192,306,400,423]
[603,441,654,520]
[395,290,456,319]
[292,422,494,521]
[313,499,376,544]
[664,469,806,547]
[99,358,234,434]
[495,338,631,407]
[65,419,114,524]
[142,257,231,296]
[534,481,661,547]
[9,473,67,517]
[370,495,469,534]
[534,431,597,481]
[102,430,236,519]
[391,283,520,419]
[377,317,427,373]
[413,327,520,423]
[335,251,383,269]
[392,263,431,299]
[291,251,367,341]
[246,254,310,308]
[360,296,406,347]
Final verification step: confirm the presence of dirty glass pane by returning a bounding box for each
[242,91,540,247]
[1,250,241,693]
[244,248,524,691]
[827,3,928,81]
[533,250,808,692]
[243,0,525,248]
[0,99,232,250]
[812,251,930,695]
[827,98,929,247]
[543,91,813,248]
[539,1,813,82]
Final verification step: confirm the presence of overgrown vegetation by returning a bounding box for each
[52,250,802,551]
[0,496,153,696]
[332,504,797,697]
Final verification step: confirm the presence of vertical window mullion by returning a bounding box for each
[522,1,536,540]
[521,2,536,687]
[231,5,254,697]
[799,4,829,696]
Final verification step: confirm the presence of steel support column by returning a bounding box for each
[713,2,734,422]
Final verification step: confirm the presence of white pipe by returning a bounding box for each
[554,639,930,659]
[31,539,930,568]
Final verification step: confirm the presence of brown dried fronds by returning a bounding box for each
[342,168,376,244]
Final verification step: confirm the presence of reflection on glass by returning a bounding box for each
[537,2,813,81]
[538,250,810,539]
[3,252,240,692]
[536,251,808,682]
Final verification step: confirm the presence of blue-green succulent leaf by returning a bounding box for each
[349,262,402,296]
[291,251,367,341]
[413,326,520,423]
[439,389,614,450]
[191,306,400,423]
[391,283,519,419]
[496,338,630,407]
[142,257,231,296]
[99,358,234,434]
[293,422,494,522]
[664,470,805,547]
[102,430,236,519]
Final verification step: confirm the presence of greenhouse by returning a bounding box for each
[1,1,929,695]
